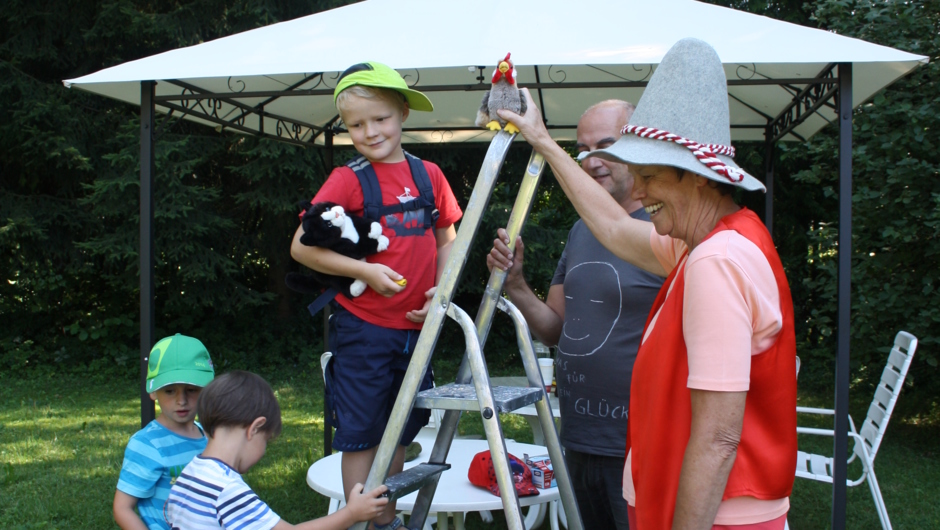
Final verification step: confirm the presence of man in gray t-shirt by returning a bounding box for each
[488,100,663,530]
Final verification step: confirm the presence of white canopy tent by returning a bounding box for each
[65,0,924,146]
[64,1,926,527]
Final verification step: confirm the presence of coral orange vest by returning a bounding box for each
[627,208,797,529]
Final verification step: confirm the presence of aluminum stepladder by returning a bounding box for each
[349,131,583,530]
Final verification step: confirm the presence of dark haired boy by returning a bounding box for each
[165,371,388,529]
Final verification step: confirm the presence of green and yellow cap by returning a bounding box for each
[146,334,215,392]
[334,61,433,112]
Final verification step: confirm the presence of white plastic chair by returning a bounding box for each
[320,351,332,378]
[794,331,918,530]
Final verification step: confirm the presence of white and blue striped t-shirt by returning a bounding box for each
[117,420,207,530]
[165,456,281,530]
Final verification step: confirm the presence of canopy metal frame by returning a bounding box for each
[137,62,853,527]
[146,63,842,147]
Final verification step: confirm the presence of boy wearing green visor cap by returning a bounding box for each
[114,334,215,530]
[291,62,462,530]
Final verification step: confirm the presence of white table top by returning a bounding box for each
[306,433,559,513]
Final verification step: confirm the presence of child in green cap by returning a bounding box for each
[290,61,463,530]
[113,334,215,530]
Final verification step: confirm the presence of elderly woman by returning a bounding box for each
[495,38,797,529]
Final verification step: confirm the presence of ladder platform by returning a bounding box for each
[415,384,543,413]
[384,463,451,502]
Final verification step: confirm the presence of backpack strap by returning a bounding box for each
[348,155,385,222]
[346,153,439,229]
[404,151,440,229]
[307,288,339,317]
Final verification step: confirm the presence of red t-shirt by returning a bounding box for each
[307,159,462,329]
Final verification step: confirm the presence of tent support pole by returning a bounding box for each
[832,62,853,530]
[140,81,156,428]
[323,129,334,457]
[763,128,775,235]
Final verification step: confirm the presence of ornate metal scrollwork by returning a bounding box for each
[159,81,323,147]
[769,65,838,142]
[177,89,224,119]
[227,77,246,93]
[735,63,759,81]
[179,87,195,109]
[632,64,653,82]
[546,64,652,85]
[547,65,568,83]
[304,73,326,90]
[276,119,306,143]
[588,64,652,83]
[398,68,421,87]
[205,98,223,119]
[322,71,341,90]
[430,130,454,143]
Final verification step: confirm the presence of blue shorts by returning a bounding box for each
[326,307,433,452]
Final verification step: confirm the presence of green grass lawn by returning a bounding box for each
[1,364,937,529]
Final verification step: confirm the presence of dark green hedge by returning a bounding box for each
[1,1,938,408]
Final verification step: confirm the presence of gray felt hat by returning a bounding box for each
[580,38,765,192]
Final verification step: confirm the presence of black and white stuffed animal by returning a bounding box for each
[287,201,390,299]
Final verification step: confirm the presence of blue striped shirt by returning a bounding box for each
[166,456,280,530]
[116,421,207,530]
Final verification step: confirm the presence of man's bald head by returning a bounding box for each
[580,99,635,124]
[575,100,642,213]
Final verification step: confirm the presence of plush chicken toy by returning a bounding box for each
[476,52,526,134]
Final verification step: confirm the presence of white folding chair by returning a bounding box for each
[794,331,918,530]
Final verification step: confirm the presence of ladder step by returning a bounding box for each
[415,384,543,413]
[384,463,451,502]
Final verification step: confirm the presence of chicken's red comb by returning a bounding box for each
[503,52,511,62]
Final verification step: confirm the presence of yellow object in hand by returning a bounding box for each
[395,278,407,286]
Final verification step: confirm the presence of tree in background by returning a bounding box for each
[707,0,939,400]
[2,1,938,407]
[0,0,557,375]
[0,1,355,373]
[797,0,939,399]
